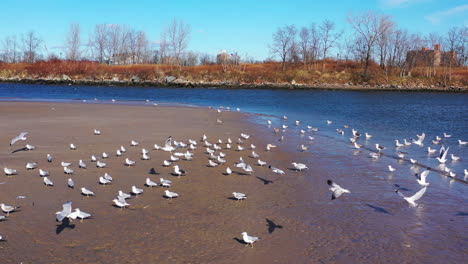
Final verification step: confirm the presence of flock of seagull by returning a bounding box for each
[1,106,466,248]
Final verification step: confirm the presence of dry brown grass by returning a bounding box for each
[0,59,466,86]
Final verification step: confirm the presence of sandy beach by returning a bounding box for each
[0,102,466,264]
[0,102,315,264]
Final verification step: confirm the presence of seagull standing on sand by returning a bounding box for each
[43,177,54,186]
[39,169,49,177]
[94,129,101,135]
[4,168,17,176]
[81,187,95,197]
[241,232,260,248]
[269,166,285,175]
[327,180,350,200]
[10,132,28,146]
[145,178,158,187]
[173,165,186,177]
[164,190,179,199]
[292,162,308,171]
[70,143,77,150]
[160,178,172,187]
[79,160,87,169]
[113,197,130,208]
[26,162,38,170]
[96,161,106,168]
[47,154,52,162]
[0,203,17,216]
[225,167,232,175]
[395,187,427,208]
[232,192,247,201]
[131,186,144,195]
[69,208,91,222]
[68,178,74,189]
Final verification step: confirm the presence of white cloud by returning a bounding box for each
[426,4,468,24]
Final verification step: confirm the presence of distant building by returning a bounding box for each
[110,53,144,65]
[216,50,231,65]
[406,44,457,67]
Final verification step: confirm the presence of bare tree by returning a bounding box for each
[2,35,19,63]
[319,19,341,71]
[159,31,170,64]
[299,26,310,67]
[22,31,42,63]
[271,25,297,71]
[347,11,395,75]
[91,24,108,63]
[64,23,81,60]
[165,19,191,68]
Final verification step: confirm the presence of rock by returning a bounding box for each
[165,76,177,83]
[291,79,296,85]
[172,78,190,85]
[62,74,71,81]
[112,76,119,82]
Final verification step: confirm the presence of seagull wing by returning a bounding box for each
[10,132,28,146]
[441,147,449,160]
[408,187,427,203]
[439,146,446,159]
[420,170,430,182]
[56,201,72,222]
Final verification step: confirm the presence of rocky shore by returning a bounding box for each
[1,75,467,92]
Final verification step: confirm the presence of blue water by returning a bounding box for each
[1,82,467,262]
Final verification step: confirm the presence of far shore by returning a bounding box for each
[1,77,467,92]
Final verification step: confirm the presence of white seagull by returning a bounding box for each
[160,178,172,187]
[164,190,179,199]
[125,158,136,166]
[69,208,91,222]
[79,160,87,169]
[388,165,396,172]
[395,187,427,208]
[55,201,72,222]
[415,170,430,186]
[10,132,28,146]
[241,232,260,248]
[269,166,285,175]
[113,197,130,208]
[4,168,17,176]
[292,162,308,171]
[232,192,247,201]
[70,143,77,150]
[67,178,74,189]
[96,161,106,168]
[39,169,49,177]
[145,178,158,187]
[225,167,232,175]
[43,177,54,186]
[93,129,101,135]
[437,146,449,164]
[131,185,143,195]
[327,180,350,200]
[26,162,38,170]
[81,187,95,197]
[47,154,52,162]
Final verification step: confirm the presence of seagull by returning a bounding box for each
[47,154,52,162]
[43,177,54,186]
[39,169,49,177]
[113,197,130,208]
[232,192,247,201]
[163,160,172,167]
[451,154,460,161]
[241,133,250,140]
[299,144,308,152]
[26,162,38,170]
[154,144,161,150]
[375,144,385,152]
[403,139,412,146]
[437,146,449,164]
[295,120,300,126]
[242,164,254,174]
[79,160,87,169]
[388,165,396,172]
[265,144,277,151]
[0,203,17,216]
[226,167,232,175]
[251,151,260,158]
[174,165,187,177]
[164,190,179,199]
[365,133,373,139]
[395,140,405,147]
[70,143,77,150]
[94,129,101,135]
[125,158,136,166]
[326,120,332,125]
[415,170,430,186]
[327,180,350,200]
[353,142,362,149]
[226,143,232,149]
[67,178,74,189]
[69,208,91,222]
[292,162,308,171]
[116,150,122,156]
[436,136,442,141]
[91,155,97,162]
[160,178,172,187]
[4,168,17,176]
[208,159,218,167]
[103,173,113,181]
[10,132,28,146]
[269,166,285,175]
[412,134,425,146]
[170,155,179,162]
[283,116,288,120]
[102,152,109,159]
[145,178,158,187]
[241,232,260,248]
[26,144,35,150]
[142,153,150,160]
[55,201,72,222]
[397,151,406,159]
[118,190,131,200]
[257,160,267,166]
[120,146,126,152]
[99,176,111,185]
[96,161,106,168]
[443,133,452,138]
[370,152,380,159]
[410,158,417,164]
[81,187,95,197]
[237,145,245,151]
[64,166,74,174]
[131,185,143,195]
[395,187,427,208]
[130,140,139,146]
[427,147,436,154]
[458,140,467,145]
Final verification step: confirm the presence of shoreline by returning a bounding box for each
[1,78,467,93]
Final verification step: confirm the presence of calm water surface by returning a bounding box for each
[1,82,467,262]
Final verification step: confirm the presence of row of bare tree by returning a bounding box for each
[271,11,467,76]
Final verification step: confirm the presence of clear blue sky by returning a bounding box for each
[1,0,466,60]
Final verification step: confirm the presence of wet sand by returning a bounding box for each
[0,102,466,264]
[0,102,313,264]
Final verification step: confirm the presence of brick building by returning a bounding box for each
[406,44,457,67]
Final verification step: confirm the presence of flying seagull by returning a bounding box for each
[327,180,350,200]
[10,132,28,146]
[415,170,430,186]
[55,201,72,222]
[395,187,428,207]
